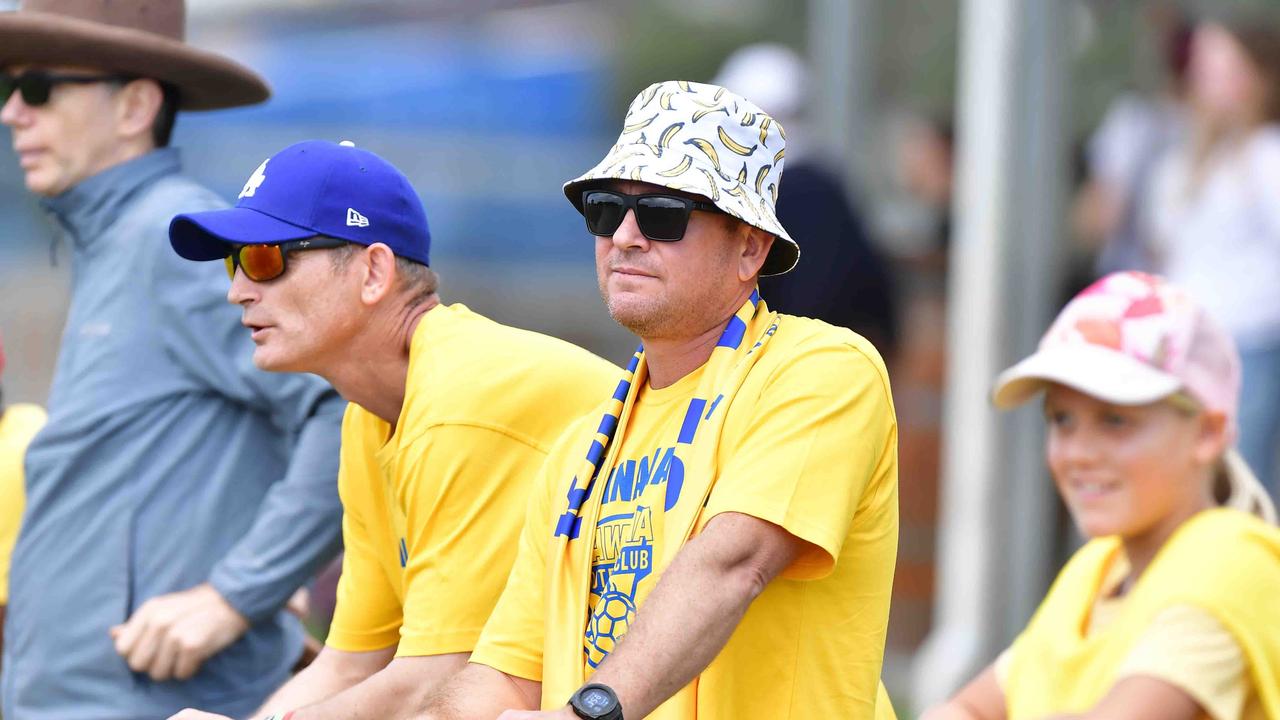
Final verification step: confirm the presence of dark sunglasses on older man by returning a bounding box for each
[225,237,349,282]
[581,189,723,242]
[0,70,136,107]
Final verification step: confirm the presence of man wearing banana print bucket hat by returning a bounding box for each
[421,80,900,720]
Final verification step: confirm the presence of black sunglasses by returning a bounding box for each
[0,70,136,107]
[225,237,350,282]
[580,190,722,242]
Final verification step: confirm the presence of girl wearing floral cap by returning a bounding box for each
[924,272,1280,720]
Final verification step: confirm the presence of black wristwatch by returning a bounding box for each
[568,682,624,720]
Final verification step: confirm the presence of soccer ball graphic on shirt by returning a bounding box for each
[586,590,638,667]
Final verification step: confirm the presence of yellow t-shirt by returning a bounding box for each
[995,553,1262,719]
[0,403,47,605]
[473,315,899,719]
[1003,509,1280,719]
[324,304,616,657]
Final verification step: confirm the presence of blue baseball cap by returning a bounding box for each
[170,140,431,266]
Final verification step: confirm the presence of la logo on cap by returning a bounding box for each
[239,159,269,199]
[346,208,369,228]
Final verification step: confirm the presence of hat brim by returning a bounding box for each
[564,145,800,277]
[170,207,314,261]
[992,343,1184,409]
[0,12,269,110]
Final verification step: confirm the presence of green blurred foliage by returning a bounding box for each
[607,0,807,113]
[1073,2,1149,136]
[597,0,1196,143]
[879,0,960,122]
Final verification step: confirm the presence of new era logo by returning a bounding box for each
[346,208,370,228]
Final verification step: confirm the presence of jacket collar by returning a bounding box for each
[40,148,182,245]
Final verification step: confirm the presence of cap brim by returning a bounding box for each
[992,343,1183,409]
[169,207,315,261]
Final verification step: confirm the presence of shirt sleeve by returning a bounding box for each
[324,409,404,652]
[1116,604,1249,720]
[0,481,15,605]
[1087,95,1152,189]
[394,424,546,657]
[702,337,895,580]
[471,422,587,682]
[1245,128,1280,243]
[147,205,345,623]
[0,407,44,605]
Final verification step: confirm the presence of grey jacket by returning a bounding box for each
[2,149,344,719]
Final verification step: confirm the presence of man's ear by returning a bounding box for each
[738,225,775,283]
[114,78,164,146]
[359,243,400,306]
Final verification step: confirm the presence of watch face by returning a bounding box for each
[581,687,615,713]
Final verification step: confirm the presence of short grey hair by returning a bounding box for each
[328,241,440,309]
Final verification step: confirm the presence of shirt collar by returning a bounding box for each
[40,148,183,243]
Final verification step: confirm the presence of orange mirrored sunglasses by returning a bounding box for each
[225,237,349,282]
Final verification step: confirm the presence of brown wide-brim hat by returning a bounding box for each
[0,0,269,111]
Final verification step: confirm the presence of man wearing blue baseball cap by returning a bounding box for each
[0,2,345,718]
[166,140,617,720]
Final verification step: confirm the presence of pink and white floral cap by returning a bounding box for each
[994,272,1240,428]
[994,273,1278,521]
[564,80,798,276]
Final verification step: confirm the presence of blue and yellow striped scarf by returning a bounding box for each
[541,289,780,705]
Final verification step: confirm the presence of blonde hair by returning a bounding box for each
[1216,452,1279,525]
[1168,392,1278,524]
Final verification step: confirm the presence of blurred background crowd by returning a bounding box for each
[3,0,1280,714]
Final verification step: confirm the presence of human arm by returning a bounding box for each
[167,427,405,720]
[109,396,342,679]
[419,662,542,719]
[115,238,345,679]
[1038,676,1200,720]
[204,391,344,622]
[247,645,470,720]
[253,644,395,715]
[497,510,808,720]
[165,645,395,720]
[1043,603,1245,720]
[920,665,1006,720]
[922,675,1198,720]
[283,652,468,720]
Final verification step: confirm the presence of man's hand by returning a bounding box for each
[496,708,575,719]
[111,583,250,681]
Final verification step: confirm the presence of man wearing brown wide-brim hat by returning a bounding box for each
[0,2,345,719]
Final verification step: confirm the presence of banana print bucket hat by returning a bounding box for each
[564,80,799,276]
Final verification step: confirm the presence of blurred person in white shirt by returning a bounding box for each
[1073,3,1192,277]
[1144,9,1280,497]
